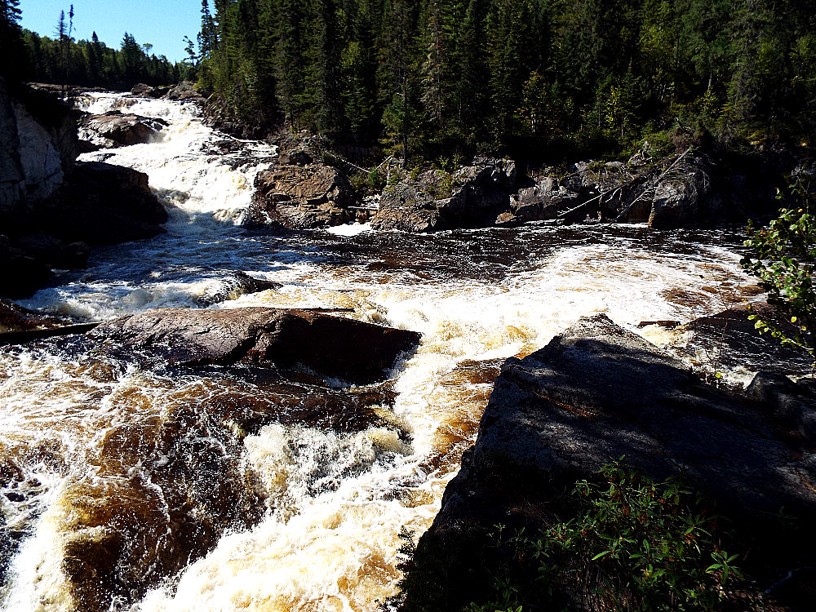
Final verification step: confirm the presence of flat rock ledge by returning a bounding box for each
[91,307,421,385]
[402,314,816,610]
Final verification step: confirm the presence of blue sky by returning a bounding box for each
[19,0,201,63]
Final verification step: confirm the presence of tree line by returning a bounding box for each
[195,0,816,163]
[1,1,188,91]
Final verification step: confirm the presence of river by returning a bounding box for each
[0,94,763,611]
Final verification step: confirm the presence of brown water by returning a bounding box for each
[0,94,765,611]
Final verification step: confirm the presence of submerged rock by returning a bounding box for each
[91,307,421,384]
[403,314,816,610]
[52,307,417,611]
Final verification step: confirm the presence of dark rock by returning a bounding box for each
[404,314,816,610]
[747,372,816,443]
[195,272,280,306]
[38,161,167,246]
[509,175,582,223]
[164,81,203,101]
[371,158,516,232]
[78,112,167,148]
[246,164,356,229]
[0,236,52,298]
[648,161,710,229]
[0,77,25,212]
[15,234,89,269]
[129,83,155,97]
[674,304,813,378]
[91,307,421,384]
[129,83,168,98]
[0,298,66,333]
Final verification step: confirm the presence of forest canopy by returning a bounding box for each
[194,0,816,162]
[0,1,187,90]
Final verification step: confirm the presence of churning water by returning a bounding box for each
[0,94,764,611]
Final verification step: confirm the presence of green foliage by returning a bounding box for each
[470,462,757,611]
[742,171,816,360]
[20,27,181,88]
[97,0,815,162]
[0,0,26,82]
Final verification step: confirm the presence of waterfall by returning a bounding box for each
[0,94,763,611]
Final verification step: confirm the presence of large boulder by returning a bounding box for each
[371,158,516,232]
[78,112,167,148]
[164,81,202,101]
[245,163,356,229]
[0,78,78,214]
[34,161,167,246]
[91,307,421,384]
[403,314,816,610]
[508,175,582,223]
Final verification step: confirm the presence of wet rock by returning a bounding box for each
[0,298,67,333]
[195,271,280,306]
[0,160,166,298]
[14,233,89,269]
[371,158,516,232]
[78,112,167,148]
[404,314,816,610]
[37,161,167,246]
[91,307,421,384]
[246,164,356,229]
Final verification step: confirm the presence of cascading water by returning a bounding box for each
[0,93,764,611]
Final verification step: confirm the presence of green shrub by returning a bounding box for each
[469,462,758,611]
[742,171,815,361]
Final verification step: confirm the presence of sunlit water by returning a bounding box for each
[0,93,764,611]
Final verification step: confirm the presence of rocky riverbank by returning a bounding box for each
[239,129,789,234]
[0,78,168,299]
[398,314,816,610]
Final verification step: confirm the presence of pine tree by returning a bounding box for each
[0,0,25,81]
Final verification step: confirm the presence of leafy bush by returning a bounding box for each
[742,170,815,361]
[468,462,757,611]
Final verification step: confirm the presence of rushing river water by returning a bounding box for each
[0,94,765,611]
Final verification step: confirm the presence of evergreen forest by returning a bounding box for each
[194,0,816,163]
[1,1,186,91]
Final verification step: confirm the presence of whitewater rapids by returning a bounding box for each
[0,93,763,611]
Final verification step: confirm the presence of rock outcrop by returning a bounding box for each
[0,298,67,333]
[39,161,168,245]
[245,163,357,230]
[371,158,516,232]
[0,80,168,298]
[91,307,421,384]
[78,112,167,148]
[0,77,77,214]
[402,314,816,610]
[164,81,202,102]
